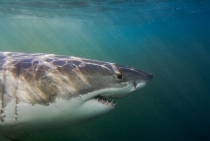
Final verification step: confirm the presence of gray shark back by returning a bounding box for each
[0,52,115,107]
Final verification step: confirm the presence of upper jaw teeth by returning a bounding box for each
[122,82,130,86]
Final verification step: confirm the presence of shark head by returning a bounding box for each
[73,61,153,119]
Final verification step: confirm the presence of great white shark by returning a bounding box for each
[0,52,153,141]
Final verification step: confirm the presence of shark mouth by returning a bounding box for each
[94,96,116,107]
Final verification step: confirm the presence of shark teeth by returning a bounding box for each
[95,96,116,107]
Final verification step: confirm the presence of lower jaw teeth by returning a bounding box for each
[96,98,116,107]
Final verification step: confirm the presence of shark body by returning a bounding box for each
[0,52,153,139]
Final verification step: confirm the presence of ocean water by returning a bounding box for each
[0,0,210,141]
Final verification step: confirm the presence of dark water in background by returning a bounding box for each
[0,0,210,141]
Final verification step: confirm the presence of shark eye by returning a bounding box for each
[116,73,123,80]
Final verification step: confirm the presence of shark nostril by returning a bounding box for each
[133,81,137,89]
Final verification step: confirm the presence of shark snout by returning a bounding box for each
[115,65,153,84]
[131,69,153,91]
[131,68,153,84]
[143,71,153,84]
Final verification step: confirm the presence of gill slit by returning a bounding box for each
[14,80,18,123]
[1,69,6,123]
[14,64,21,123]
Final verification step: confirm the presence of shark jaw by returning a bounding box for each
[75,81,148,120]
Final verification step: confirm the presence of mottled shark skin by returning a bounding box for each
[0,52,153,137]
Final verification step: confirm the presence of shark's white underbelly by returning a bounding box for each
[0,96,113,135]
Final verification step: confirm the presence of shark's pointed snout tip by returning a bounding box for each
[137,69,153,83]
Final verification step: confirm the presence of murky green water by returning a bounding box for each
[0,0,210,141]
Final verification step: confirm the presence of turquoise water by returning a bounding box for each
[0,0,210,141]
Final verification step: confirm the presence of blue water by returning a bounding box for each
[0,0,210,141]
